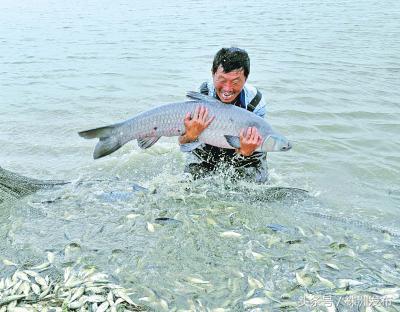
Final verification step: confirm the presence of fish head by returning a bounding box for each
[261,134,292,152]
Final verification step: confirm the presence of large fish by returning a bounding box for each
[78,92,292,159]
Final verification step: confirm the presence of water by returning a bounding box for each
[1,0,400,310]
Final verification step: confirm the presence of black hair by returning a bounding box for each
[212,47,250,78]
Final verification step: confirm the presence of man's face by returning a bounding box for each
[212,65,247,103]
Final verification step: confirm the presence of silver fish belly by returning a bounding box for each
[78,91,291,159]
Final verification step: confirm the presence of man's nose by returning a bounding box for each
[222,82,233,91]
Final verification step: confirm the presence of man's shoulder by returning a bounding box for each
[242,83,260,102]
[243,83,266,117]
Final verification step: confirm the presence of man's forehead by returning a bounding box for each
[214,66,245,78]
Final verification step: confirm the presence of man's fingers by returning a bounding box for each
[252,127,261,142]
[199,106,204,120]
[251,127,259,142]
[194,106,200,119]
[245,127,252,140]
[205,115,215,127]
[240,128,245,139]
[202,107,209,123]
[257,136,263,146]
[183,112,191,127]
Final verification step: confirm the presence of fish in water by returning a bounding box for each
[78,91,292,159]
[1,166,399,239]
[154,217,183,226]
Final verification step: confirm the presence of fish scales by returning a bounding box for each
[79,92,291,159]
[126,100,263,147]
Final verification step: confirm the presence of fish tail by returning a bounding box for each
[78,124,123,159]
[78,125,116,139]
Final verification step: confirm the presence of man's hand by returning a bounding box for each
[236,127,263,157]
[179,106,215,144]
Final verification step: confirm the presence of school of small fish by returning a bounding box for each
[0,260,143,312]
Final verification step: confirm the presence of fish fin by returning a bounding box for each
[79,123,125,159]
[137,137,161,149]
[131,183,148,192]
[224,135,241,148]
[186,91,221,103]
[180,141,203,152]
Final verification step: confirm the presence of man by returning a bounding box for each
[179,47,268,183]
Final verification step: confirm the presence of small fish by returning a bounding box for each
[243,297,269,307]
[12,280,23,294]
[246,250,264,260]
[206,217,217,226]
[126,213,141,219]
[248,277,263,289]
[131,183,148,192]
[31,262,51,271]
[0,294,26,306]
[64,267,72,283]
[96,301,110,312]
[337,279,363,288]
[86,295,106,303]
[114,297,125,306]
[70,287,85,303]
[325,263,340,271]
[2,259,17,267]
[186,277,210,285]
[11,308,31,312]
[147,222,155,232]
[31,283,41,296]
[34,275,47,288]
[220,231,241,238]
[158,298,169,310]
[154,217,183,226]
[316,273,335,289]
[68,295,88,309]
[296,272,313,288]
[266,223,290,233]
[23,270,38,278]
[113,289,136,306]
[47,252,55,264]
[19,282,31,296]
[7,300,17,310]
[14,271,30,283]
[38,282,52,299]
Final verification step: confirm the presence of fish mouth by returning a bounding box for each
[280,142,292,151]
